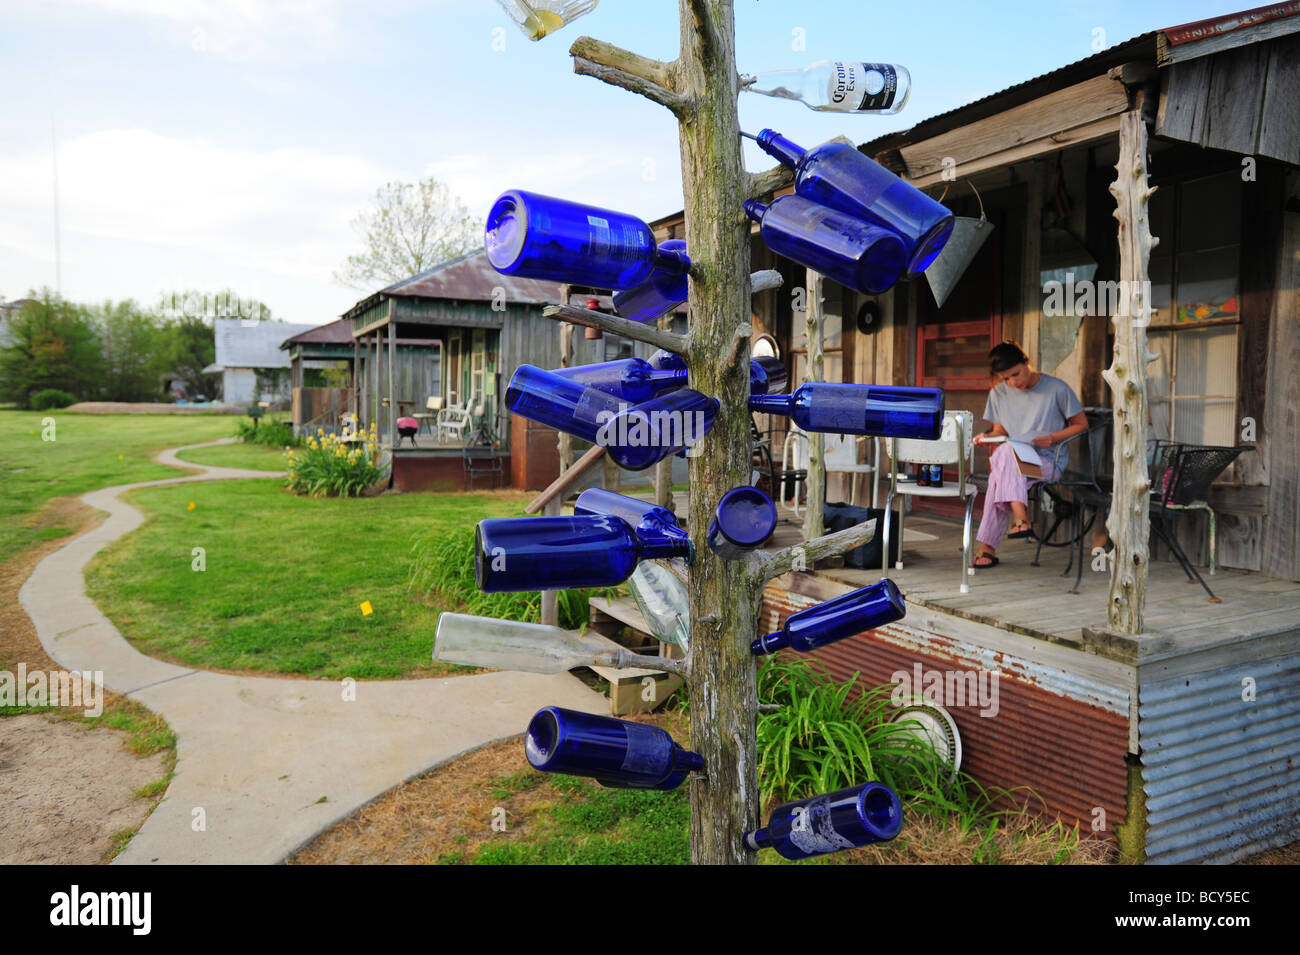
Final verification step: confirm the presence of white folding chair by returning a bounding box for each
[825,433,880,509]
[880,411,977,593]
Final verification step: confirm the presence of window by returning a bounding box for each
[1146,170,1241,447]
[787,299,844,385]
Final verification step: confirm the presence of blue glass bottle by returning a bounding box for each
[752,579,905,655]
[707,486,777,560]
[744,196,906,295]
[647,349,686,371]
[613,239,690,323]
[525,706,705,790]
[755,129,955,275]
[552,357,684,404]
[749,382,944,439]
[485,189,690,289]
[574,487,687,544]
[476,515,692,592]
[506,364,717,471]
[745,782,903,859]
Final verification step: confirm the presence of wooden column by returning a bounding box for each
[352,336,360,416]
[558,284,573,475]
[387,317,396,449]
[802,269,825,542]
[1102,110,1156,633]
[540,495,561,625]
[654,308,676,511]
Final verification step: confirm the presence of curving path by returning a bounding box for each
[17,439,607,864]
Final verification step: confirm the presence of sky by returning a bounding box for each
[0,0,1253,325]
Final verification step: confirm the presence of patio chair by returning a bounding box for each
[750,417,806,519]
[436,405,472,443]
[825,433,880,509]
[413,396,443,435]
[463,444,504,490]
[1030,406,1113,568]
[1150,443,1253,597]
[880,410,977,593]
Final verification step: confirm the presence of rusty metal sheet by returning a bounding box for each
[343,249,561,320]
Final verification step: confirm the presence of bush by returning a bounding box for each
[236,416,299,449]
[285,424,386,497]
[29,388,77,410]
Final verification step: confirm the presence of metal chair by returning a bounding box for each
[1150,444,1253,597]
[1030,406,1113,568]
[750,417,806,519]
[463,445,504,490]
[413,396,443,435]
[824,433,880,509]
[881,411,977,593]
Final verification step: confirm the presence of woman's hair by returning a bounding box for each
[988,341,1030,374]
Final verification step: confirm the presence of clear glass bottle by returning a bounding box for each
[740,61,911,114]
[754,128,954,274]
[749,382,945,439]
[495,0,599,41]
[526,706,704,790]
[475,514,692,592]
[744,196,907,295]
[556,353,787,402]
[434,612,625,673]
[745,782,903,859]
[485,189,689,289]
[707,485,777,560]
[751,579,905,655]
[612,239,690,323]
[626,562,690,651]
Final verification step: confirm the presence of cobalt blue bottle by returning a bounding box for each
[613,239,690,323]
[506,365,717,470]
[475,515,692,592]
[745,782,903,859]
[744,196,907,295]
[574,487,687,544]
[755,129,955,274]
[485,189,690,289]
[552,357,683,404]
[752,579,905,655]
[645,350,788,395]
[707,486,777,560]
[525,706,705,790]
[749,382,944,439]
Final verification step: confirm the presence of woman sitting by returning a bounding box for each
[972,342,1087,568]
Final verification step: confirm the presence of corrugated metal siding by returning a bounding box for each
[1139,651,1300,864]
[761,584,1131,840]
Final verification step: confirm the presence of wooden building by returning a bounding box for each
[637,4,1300,862]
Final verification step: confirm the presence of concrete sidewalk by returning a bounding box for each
[17,439,607,864]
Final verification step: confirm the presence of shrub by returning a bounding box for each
[29,388,78,410]
[285,423,386,497]
[236,416,299,448]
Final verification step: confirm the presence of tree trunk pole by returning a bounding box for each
[655,308,677,511]
[676,0,760,865]
[558,285,573,475]
[1102,109,1157,634]
[802,270,825,542]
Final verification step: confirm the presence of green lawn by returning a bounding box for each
[175,441,287,471]
[0,410,236,566]
[84,479,534,679]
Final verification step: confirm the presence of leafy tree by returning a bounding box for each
[0,290,106,407]
[334,177,481,290]
[97,299,169,402]
[162,313,219,400]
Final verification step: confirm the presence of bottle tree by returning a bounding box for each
[541,0,884,864]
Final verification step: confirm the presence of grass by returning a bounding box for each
[85,478,539,679]
[0,410,235,567]
[176,442,288,471]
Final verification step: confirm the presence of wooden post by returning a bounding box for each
[540,495,561,625]
[558,284,573,475]
[803,269,825,543]
[352,336,360,416]
[387,316,397,450]
[1102,109,1157,634]
[655,308,676,512]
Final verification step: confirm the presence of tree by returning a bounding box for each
[334,177,482,289]
[97,299,170,402]
[0,290,105,407]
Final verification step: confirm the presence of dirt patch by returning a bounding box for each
[1,496,175,864]
[0,713,168,863]
[66,402,241,415]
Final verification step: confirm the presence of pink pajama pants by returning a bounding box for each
[976,442,1059,548]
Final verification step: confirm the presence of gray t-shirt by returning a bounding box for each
[983,373,1082,445]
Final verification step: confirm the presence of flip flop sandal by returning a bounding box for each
[1007,521,1033,540]
[973,554,1000,568]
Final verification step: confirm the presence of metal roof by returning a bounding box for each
[280,317,353,348]
[341,249,562,322]
[210,318,317,370]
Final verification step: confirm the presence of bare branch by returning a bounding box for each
[726,323,752,364]
[611,649,689,678]
[543,304,689,353]
[749,519,878,581]
[750,269,782,294]
[569,37,689,115]
[747,165,792,200]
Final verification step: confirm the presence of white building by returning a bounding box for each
[203,318,317,408]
